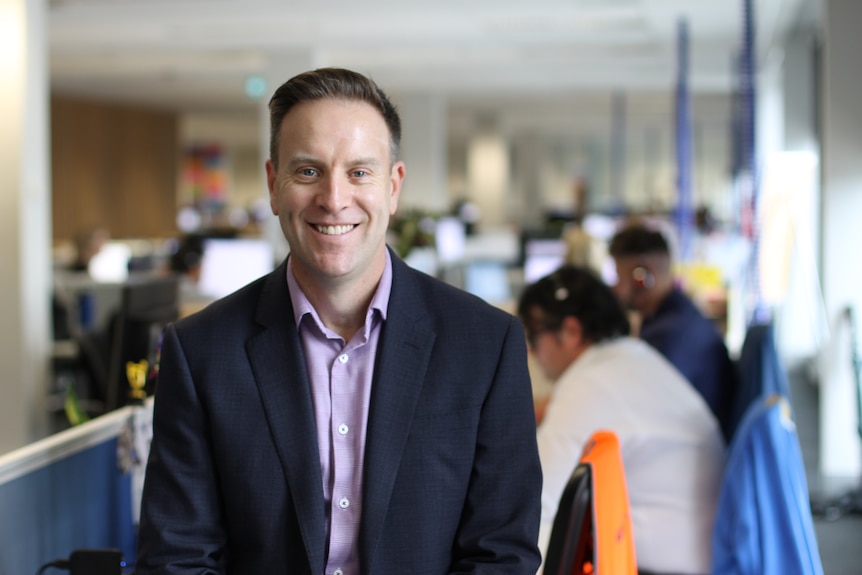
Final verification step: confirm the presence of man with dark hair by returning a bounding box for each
[518,265,724,575]
[609,223,739,442]
[137,68,542,575]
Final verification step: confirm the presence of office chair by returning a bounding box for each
[544,430,637,575]
[544,464,593,575]
[51,294,112,420]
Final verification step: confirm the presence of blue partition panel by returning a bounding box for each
[0,438,136,575]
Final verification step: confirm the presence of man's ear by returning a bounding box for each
[265,158,279,215]
[632,265,655,291]
[388,160,406,215]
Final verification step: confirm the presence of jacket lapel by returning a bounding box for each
[360,256,437,573]
[246,261,326,574]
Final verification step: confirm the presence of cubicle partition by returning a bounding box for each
[0,407,142,575]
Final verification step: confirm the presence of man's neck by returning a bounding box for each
[640,284,674,318]
[292,258,385,342]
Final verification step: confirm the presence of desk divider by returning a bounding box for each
[0,405,146,575]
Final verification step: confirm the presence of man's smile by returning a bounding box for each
[314,224,356,235]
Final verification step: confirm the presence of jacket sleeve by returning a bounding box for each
[135,323,227,575]
[449,315,544,574]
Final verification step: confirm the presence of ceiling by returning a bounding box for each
[48,0,818,119]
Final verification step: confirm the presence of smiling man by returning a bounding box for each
[136,68,542,575]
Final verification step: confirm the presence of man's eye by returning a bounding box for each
[300,168,318,177]
[351,170,367,178]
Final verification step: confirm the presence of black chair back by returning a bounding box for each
[543,464,593,575]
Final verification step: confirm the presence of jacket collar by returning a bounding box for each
[247,258,326,573]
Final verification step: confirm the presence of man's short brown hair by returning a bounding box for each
[608,224,670,258]
[268,67,402,168]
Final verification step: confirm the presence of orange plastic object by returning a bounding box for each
[578,430,637,575]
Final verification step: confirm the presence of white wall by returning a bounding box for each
[395,92,449,215]
[819,0,862,482]
[0,0,52,454]
[772,26,826,367]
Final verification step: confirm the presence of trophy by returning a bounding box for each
[126,359,149,404]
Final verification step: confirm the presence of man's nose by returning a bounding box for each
[316,175,350,212]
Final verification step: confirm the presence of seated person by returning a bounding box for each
[70,226,110,273]
[169,234,204,284]
[609,223,739,442]
[518,265,725,575]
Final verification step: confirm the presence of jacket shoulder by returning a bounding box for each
[392,258,520,333]
[172,271,275,339]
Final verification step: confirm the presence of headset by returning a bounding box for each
[631,265,655,291]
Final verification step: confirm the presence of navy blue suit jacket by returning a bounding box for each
[136,251,542,575]
[639,289,738,441]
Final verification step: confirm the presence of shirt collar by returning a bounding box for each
[286,251,392,330]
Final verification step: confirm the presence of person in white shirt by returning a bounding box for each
[518,264,725,575]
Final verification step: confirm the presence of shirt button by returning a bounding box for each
[338,423,349,435]
[338,497,350,509]
[338,354,349,364]
[334,569,344,575]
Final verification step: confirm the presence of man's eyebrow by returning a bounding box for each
[284,156,383,168]
[285,154,320,167]
[346,157,382,168]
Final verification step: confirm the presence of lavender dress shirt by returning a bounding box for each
[287,254,392,575]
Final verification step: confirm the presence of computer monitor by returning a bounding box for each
[523,238,567,284]
[87,241,132,283]
[464,261,512,304]
[105,275,180,412]
[197,238,276,299]
[435,217,467,264]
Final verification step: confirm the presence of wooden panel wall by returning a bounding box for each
[51,96,179,241]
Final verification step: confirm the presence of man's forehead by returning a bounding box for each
[278,101,390,144]
[616,252,664,263]
[281,97,384,125]
[614,255,643,268]
[615,253,668,277]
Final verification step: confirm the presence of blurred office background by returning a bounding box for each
[3,0,862,571]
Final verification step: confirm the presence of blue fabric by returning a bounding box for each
[639,289,738,441]
[711,395,824,575]
[730,322,791,439]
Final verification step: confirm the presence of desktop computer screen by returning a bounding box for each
[464,261,512,304]
[523,238,567,284]
[197,238,276,299]
[87,241,132,283]
[106,275,180,412]
[435,217,467,264]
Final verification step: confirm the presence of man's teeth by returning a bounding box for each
[316,224,355,235]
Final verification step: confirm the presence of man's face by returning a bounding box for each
[266,98,405,289]
[613,256,640,310]
[612,255,653,313]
